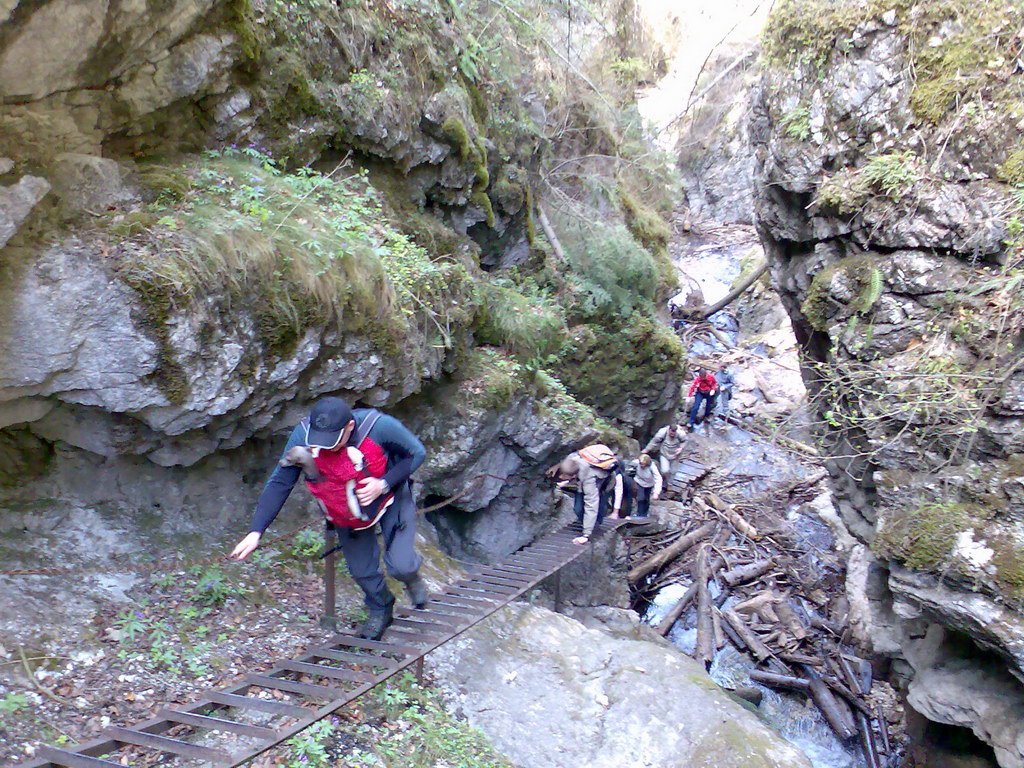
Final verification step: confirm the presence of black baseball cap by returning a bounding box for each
[306,397,354,449]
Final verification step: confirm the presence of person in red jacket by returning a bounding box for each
[687,367,718,429]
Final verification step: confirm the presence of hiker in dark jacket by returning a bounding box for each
[716,367,735,420]
[230,397,427,640]
[687,368,717,428]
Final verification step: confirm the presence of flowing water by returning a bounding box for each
[647,229,862,768]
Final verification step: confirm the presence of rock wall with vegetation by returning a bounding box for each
[0,0,686,638]
[752,1,1024,763]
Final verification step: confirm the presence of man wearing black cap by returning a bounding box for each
[229,397,428,640]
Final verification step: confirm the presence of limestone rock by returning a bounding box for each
[0,174,50,246]
[428,602,813,768]
[49,153,137,214]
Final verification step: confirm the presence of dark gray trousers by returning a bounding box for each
[335,482,422,614]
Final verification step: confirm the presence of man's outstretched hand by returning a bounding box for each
[230,531,262,561]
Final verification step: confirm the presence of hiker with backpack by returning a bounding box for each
[545,444,623,545]
[229,397,428,641]
[627,453,662,521]
[642,420,687,485]
[687,367,718,429]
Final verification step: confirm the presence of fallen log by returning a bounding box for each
[695,547,715,666]
[804,669,858,741]
[655,581,698,636]
[712,606,726,650]
[705,493,758,539]
[720,614,747,651]
[723,610,772,662]
[628,521,717,583]
[748,671,810,691]
[875,704,891,756]
[858,710,882,768]
[721,560,772,587]
[681,260,769,320]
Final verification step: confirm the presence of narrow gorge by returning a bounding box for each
[1,0,1023,767]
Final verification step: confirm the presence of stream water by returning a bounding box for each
[650,230,862,768]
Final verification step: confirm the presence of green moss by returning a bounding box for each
[989,532,1024,602]
[137,166,193,202]
[226,0,264,62]
[874,501,980,571]
[999,144,1024,186]
[472,136,489,190]
[470,190,495,228]
[108,211,157,238]
[618,188,670,253]
[802,254,884,332]
[524,184,538,247]
[462,76,490,125]
[458,347,527,411]
[559,315,685,420]
[442,117,472,163]
[491,165,526,214]
[118,272,191,405]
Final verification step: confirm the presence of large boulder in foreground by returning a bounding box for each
[428,603,812,768]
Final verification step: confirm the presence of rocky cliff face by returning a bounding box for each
[752,1,1024,764]
[0,0,684,646]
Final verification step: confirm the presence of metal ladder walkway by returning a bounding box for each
[19,520,625,768]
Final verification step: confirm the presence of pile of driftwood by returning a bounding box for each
[626,492,892,768]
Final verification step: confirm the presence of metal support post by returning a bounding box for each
[320,522,337,630]
[414,656,425,685]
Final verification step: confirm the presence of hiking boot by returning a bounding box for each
[357,604,394,640]
[403,574,429,610]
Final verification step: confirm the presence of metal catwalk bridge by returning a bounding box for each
[20,520,627,768]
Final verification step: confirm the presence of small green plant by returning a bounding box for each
[781,104,812,141]
[115,609,149,643]
[860,151,917,198]
[188,565,247,606]
[290,527,324,559]
[285,720,334,767]
[0,692,30,715]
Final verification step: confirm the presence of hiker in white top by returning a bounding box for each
[628,454,662,520]
[642,421,687,484]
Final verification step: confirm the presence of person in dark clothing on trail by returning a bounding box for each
[716,367,735,420]
[230,397,428,640]
[688,368,718,429]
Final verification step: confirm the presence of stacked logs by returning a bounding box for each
[626,492,890,767]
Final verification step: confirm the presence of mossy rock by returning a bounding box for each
[873,501,984,571]
[801,253,884,332]
[491,165,526,215]
[559,315,684,420]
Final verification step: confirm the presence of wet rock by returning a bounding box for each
[0,175,50,247]
[429,602,813,768]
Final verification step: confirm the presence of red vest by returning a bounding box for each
[306,436,394,530]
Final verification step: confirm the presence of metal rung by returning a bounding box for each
[156,709,277,739]
[477,567,535,581]
[459,583,521,597]
[424,597,483,613]
[278,659,375,684]
[105,726,233,763]
[245,674,346,700]
[395,608,468,625]
[205,691,308,717]
[473,575,529,588]
[309,649,399,668]
[384,626,444,644]
[437,591,498,606]
[35,747,122,768]
[330,635,419,656]
[391,616,454,633]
